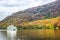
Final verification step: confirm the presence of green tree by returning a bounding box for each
[45,12,51,19]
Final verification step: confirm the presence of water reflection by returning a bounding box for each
[0,29,60,40]
[7,31,17,40]
[17,29,60,40]
[0,31,7,40]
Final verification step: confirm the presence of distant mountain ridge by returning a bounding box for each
[0,0,60,28]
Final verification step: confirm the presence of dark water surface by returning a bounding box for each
[0,29,60,40]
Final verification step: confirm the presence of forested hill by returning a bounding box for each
[0,0,60,28]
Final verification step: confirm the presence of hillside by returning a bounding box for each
[20,16,60,29]
[0,0,60,29]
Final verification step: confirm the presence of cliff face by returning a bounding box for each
[0,0,60,28]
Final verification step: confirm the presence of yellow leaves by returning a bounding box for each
[46,23,54,29]
[20,16,60,29]
[57,21,60,28]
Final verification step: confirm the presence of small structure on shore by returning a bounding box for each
[7,25,17,31]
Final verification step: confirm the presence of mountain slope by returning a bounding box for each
[0,0,60,28]
[20,16,60,29]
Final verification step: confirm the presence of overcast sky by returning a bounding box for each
[0,0,56,21]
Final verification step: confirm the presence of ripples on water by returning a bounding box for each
[0,29,60,40]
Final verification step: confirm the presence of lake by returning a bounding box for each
[0,29,60,40]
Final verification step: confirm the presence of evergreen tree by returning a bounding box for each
[45,12,51,19]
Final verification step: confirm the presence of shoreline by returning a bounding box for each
[0,29,6,31]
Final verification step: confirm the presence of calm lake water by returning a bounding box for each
[0,29,60,40]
